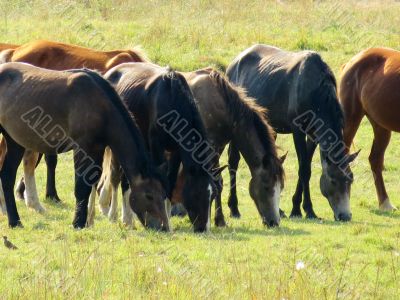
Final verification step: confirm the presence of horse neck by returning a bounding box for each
[232,125,269,173]
[106,112,148,184]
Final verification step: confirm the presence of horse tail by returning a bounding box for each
[0,49,14,64]
[97,147,112,194]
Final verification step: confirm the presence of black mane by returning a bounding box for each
[209,70,284,183]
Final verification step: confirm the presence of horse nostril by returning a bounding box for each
[338,213,352,222]
[268,220,279,228]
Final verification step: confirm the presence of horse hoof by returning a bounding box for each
[229,210,241,219]
[46,195,62,203]
[9,221,23,228]
[305,212,319,219]
[379,199,397,211]
[290,211,302,218]
[28,203,46,214]
[215,217,226,227]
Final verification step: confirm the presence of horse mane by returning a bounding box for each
[313,59,344,135]
[68,68,160,179]
[208,69,284,183]
[159,69,210,170]
[128,46,149,62]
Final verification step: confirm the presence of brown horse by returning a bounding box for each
[0,40,147,213]
[0,62,169,230]
[340,47,400,211]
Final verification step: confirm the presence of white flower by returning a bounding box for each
[162,281,167,286]
[296,261,305,270]
[157,266,162,273]
[394,251,400,257]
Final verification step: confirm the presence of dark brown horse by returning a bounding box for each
[0,39,147,212]
[340,47,400,211]
[96,67,285,228]
[0,62,169,230]
[227,45,359,221]
[98,62,216,232]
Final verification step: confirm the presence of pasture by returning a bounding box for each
[0,0,400,299]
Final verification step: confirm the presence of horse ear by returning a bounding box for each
[348,149,361,163]
[280,151,288,164]
[212,165,228,176]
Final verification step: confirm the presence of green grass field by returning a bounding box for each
[0,1,400,299]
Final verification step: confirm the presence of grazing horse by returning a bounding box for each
[340,47,400,211]
[0,39,147,213]
[227,45,359,221]
[96,63,215,232]
[182,68,285,227]
[0,62,169,230]
[97,68,285,228]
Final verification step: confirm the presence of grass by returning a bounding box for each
[0,0,400,299]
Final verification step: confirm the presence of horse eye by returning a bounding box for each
[145,194,154,201]
[330,179,337,186]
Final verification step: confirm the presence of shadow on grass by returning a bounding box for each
[287,216,392,229]
[150,224,311,241]
[370,209,400,219]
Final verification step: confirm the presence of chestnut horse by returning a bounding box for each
[0,43,18,52]
[340,47,400,211]
[0,63,169,230]
[0,40,147,214]
[227,45,359,221]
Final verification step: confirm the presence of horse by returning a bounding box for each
[182,68,285,227]
[340,47,400,211]
[0,62,169,230]
[0,39,147,214]
[226,45,359,221]
[95,62,216,232]
[97,68,285,228]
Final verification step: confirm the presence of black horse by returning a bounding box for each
[0,63,169,230]
[226,45,359,221]
[100,62,216,232]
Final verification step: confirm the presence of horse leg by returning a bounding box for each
[302,138,318,219]
[72,149,103,229]
[15,177,25,201]
[0,136,25,227]
[228,142,241,218]
[0,138,7,214]
[213,155,226,227]
[168,152,187,217]
[290,130,312,218]
[368,120,395,211]
[121,174,136,228]
[45,154,61,202]
[23,150,45,213]
[98,147,113,215]
[86,186,97,227]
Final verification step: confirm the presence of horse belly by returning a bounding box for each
[361,79,400,132]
